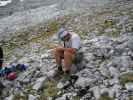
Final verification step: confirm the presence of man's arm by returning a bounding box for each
[64,48,76,53]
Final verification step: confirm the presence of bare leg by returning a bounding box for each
[64,50,75,72]
[54,47,64,66]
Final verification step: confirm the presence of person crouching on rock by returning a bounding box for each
[0,47,3,70]
[54,28,81,78]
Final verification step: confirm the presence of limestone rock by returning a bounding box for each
[32,77,46,91]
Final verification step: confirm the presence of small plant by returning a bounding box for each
[120,73,133,86]
[72,96,80,100]
[13,93,28,100]
[104,19,114,28]
[47,21,60,33]
[99,92,114,100]
[106,29,120,37]
[128,96,133,100]
[24,84,36,95]
[39,80,59,99]
[99,94,114,100]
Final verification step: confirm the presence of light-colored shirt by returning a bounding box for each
[64,32,80,49]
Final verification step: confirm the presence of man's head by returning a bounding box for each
[58,28,71,41]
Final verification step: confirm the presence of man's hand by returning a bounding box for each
[64,48,76,53]
[54,47,76,54]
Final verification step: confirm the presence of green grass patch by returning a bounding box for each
[128,96,133,100]
[1,20,61,60]
[24,84,36,95]
[39,80,59,99]
[104,19,114,28]
[106,29,120,37]
[78,32,88,39]
[99,95,114,100]
[120,73,133,86]
[72,96,80,100]
[13,93,28,100]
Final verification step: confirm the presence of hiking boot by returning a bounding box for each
[53,65,63,80]
[57,65,63,73]
[70,75,79,84]
[61,72,79,89]
[61,71,71,83]
[56,65,64,76]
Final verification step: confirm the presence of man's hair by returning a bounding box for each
[58,28,69,40]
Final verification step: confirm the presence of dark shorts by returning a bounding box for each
[74,49,84,64]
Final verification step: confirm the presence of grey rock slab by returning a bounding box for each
[4,94,14,100]
[109,78,120,85]
[46,69,57,78]
[109,66,120,78]
[17,70,33,82]
[109,84,121,98]
[125,82,133,91]
[57,82,64,89]
[84,53,95,61]
[110,56,132,69]
[28,94,38,100]
[40,54,49,59]
[100,87,110,95]
[99,64,110,77]
[22,78,31,84]
[32,77,46,91]
[55,92,75,100]
[75,76,96,88]
[90,86,101,100]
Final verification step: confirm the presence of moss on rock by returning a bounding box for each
[120,73,133,86]
[72,96,80,100]
[13,93,28,100]
[99,95,114,100]
[39,80,59,99]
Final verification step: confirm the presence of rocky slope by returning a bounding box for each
[0,0,133,100]
[0,0,110,41]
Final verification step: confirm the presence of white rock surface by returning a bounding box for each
[32,77,46,90]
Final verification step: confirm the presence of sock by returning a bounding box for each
[65,70,70,74]
[58,65,63,71]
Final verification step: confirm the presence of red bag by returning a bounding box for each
[7,72,17,80]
